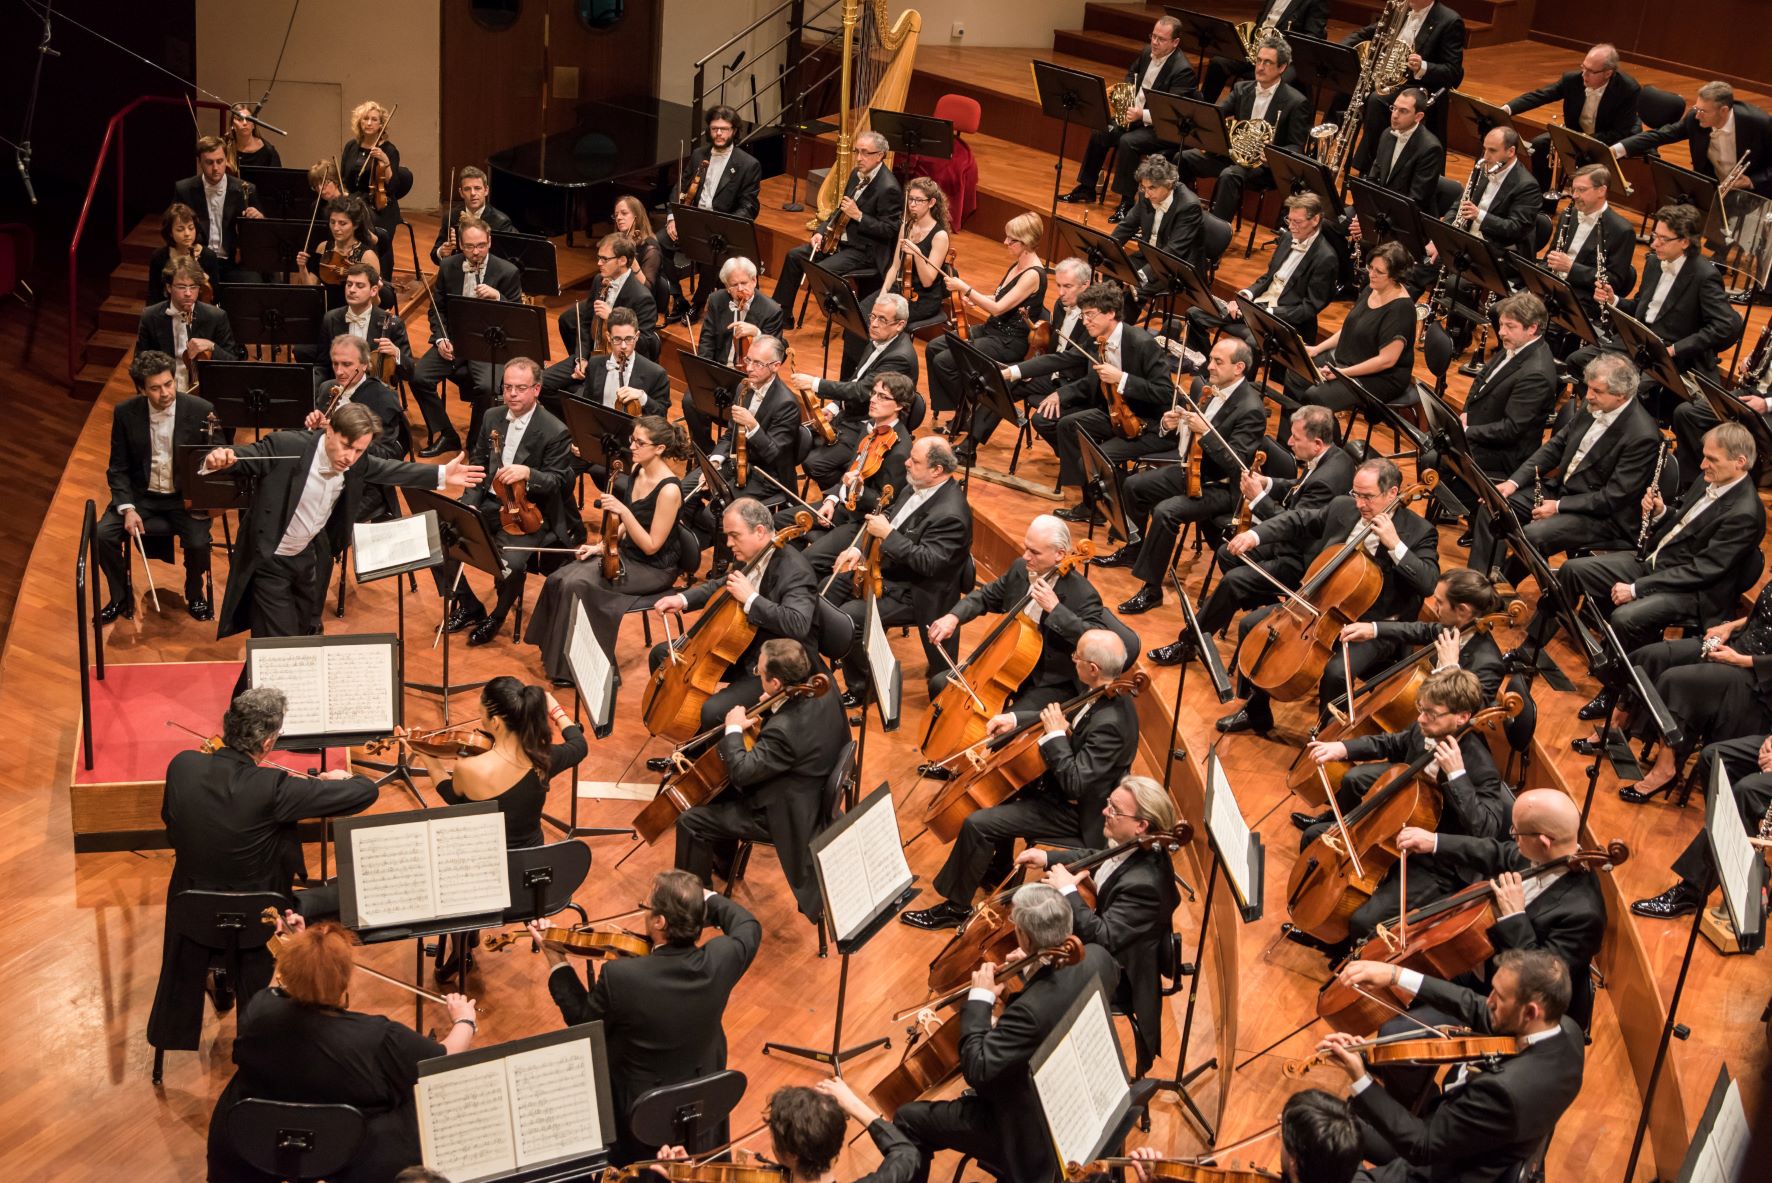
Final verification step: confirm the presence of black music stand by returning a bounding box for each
[947,334,1027,481]
[1324,363,1429,457]
[1031,62,1112,246]
[1266,147,1339,213]
[1285,35,1363,132]
[1077,430,1138,547]
[1573,600,1683,824]
[1504,526,1588,696]
[1644,157,1718,224]
[177,443,259,516]
[1413,384,1481,517]
[800,259,870,377]
[1420,217,1513,337]
[1053,218,1143,291]
[1545,122,1634,201]
[680,352,744,426]
[1696,375,1772,480]
[1146,92,1232,165]
[234,217,313,277]
[447,295,550,369]
[215,284,327,356]
[1444,90,1514,157]
[1605,307,1690,402]
[399,485,506,724]
[777,116,839,213]
[870,109,954,160]
[669,205,763,283]
[239,167,316,221]
[561,397,639,469]
[490,230,562,299]
[1238,299,1318,401]
[200,361,314,434]
[1138,243,1221,332]
[1347,178,1429,258]
[1512,260,1605,348]
[1166,8,1244,81]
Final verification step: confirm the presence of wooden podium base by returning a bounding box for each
[1700,904,1746,954]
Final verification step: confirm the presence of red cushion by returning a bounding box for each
[933,94,981,135]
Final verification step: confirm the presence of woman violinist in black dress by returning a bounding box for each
[614,194,670,311]
[525,416,688,680]
[1294,239,1417,436]
[872,176,952,327]
[294,196,383,310]
[341,100,402,241]
[924,209,1048,433]
[226,103,281,170]
[207,914,478,1183]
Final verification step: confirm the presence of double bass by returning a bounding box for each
[641,512,816,741]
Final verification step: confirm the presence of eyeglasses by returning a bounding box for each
[502,382,538,393]
[868,312,900,323]
[596,254,619,262]
[906,194,932,204]
[610,333,639,345]
[1103,802,1137,820]
[742,357,777,369]
[1508,827,1547,839]
[1649,231,1685,244]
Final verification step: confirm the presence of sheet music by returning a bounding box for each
[430,811,512,918]
[814,790,913,943]
[864,600,901,727]
[1033,991,1128,1171]
[249,647,327,735]
[354,513,434,578]
[1687,1076,1750,1182]
[1206,753,1258,908]
[350,821,437,927]
[1069,989,1130,1121]
[566,601,615,731]
[508,1038,604,1165]
[1708,762,1760,935]
[417,1058,519,1182]
[322,643,394,734]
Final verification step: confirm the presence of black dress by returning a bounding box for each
[234,142,282,169]
[1627,582,1772,749]
[207,989,444,1183]
[1302,291,1417,409]
[341,139,402,238]
[436,726,590,848]
[525,476,684,679]
[926,263,1048,413]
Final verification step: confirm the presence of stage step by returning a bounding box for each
[122,222,160,266]
[109,261,148,300]
[1051,27,1143,71]
[98,295,141,333]
[86,328,135,367]
[75,361,114,402]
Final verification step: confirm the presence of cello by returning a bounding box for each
[920,541,1096,764]
[1285,695,1522,943]
[641,512,817,741]
[1236,473,1438,702]
[922,670,1152,844]
[632,673,831,844]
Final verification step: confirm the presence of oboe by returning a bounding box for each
[1594,223,1612,333]
[1635,439,1672,560]
[1533,466,1544,510]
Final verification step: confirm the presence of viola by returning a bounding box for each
[1284,1028,1523,1079]
[316,244,354,285]
[680,150,711,207]
[633,674,831,843]
[165,719,223,754]
[851,485,896,598]
[782,346,835,445]
[364,718,493,759]
[484,925,651,960]
[1097,331,1144,441]
[641,512,817,741]
[846,429,896,512]
[920,542,1096,764]
[1317,842,1628,1034]
[943,249,974,341]
[487,428,544,536]
[1020,309,1052,360]
[1228,449,1267,535]
[732,403,750,488]
[600,459,627,585]
[367,317,398,385]
[899,225,918,305]
[1285,696,1523,943]
[1069,1160,1278,1183]
[1236,474,1438,703]
[356,103,398,212]
[923,671,1152,844]
[811,190,853,261]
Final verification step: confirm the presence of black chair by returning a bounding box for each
[1534,212,1553,253]
[813,596,859,664]
[1423,322,1457,397]
[1201,213,1233,285]
[224,1099,367,1182]
[725,738,856,957]
[1636,86,1687,133]
[629,521,708,647]
[1434,176,1463,220]
[152,888,286,1083]
[629,1070,748,1157]
[1499,670,1538,784]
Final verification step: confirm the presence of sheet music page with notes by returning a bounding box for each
[507,1038,603,1166]
[567,602,614,729]
[815,789,913,943]
[1688,1076,1750,1182]
[322,643,394,734]
[353,513,433,578]
[350,820,437,927]
[249,647,327,735]
[417,1058,519,1182]
[431,811,512,918]
[1033,991,1128,1171]
[1207,754,1258,908]
[1709,763,1761,934]
[864,603,900,724]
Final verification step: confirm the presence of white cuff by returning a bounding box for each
[967,987,997,1004]
[1040,728,1067,744]
[1006,365,1022,382]
[742,592,760,613]
[1350,1074,1374,1095]
[1446,768,1467,782]
[812,377,826,394]
[1496,907,1527,921]
[1627,583,1637,597]
[1396,968,1425,996]
[1386,539,1409,564]
[724,723,744,736]
[435,468,448,490]
[1059,882,1079,896]
[1248,486,1268,508]
[1116,373,1129,396]
[744,422,761,439]
[118,502,137,514]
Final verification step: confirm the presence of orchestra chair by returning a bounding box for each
[1434,176,1463,220]
[1631,86,1689,239]
[626,521,708,648]
[1497,671,1539,786]
[1200,212,1233,287]
[119,515,220,614]
[723,737,856,959]
[1422,321,1457,399]
[151,889,287,1084]
[629,1070,748,1158]
[224,1100,368,1182]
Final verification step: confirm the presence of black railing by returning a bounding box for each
[76,499,102,770]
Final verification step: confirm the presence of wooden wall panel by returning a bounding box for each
[1533,1,1772,93]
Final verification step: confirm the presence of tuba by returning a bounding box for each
[1227,118,1276,169]
[1108,82,1138,128]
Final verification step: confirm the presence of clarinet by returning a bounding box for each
[1635,439,1671,561]
[1533,466,1544,510]
[1594,221,1612,334]
[1422,162,1487,342]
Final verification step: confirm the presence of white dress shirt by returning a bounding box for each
[889,478,943,528]
[1385,124,1417,176]
[1346,515,1413,565]
[500,407,536,468]
[461,261,485,298]
[1175,378,1238,459]
[275,447,348,557]
[1558,205,1608,275]
[1249,82,1281,124]
[121,403,179,512]
[203,178,227,253]
[1579,82,1606,136]
[726,300,751,367]
[1399,6,1429,48]
[1566,401,1629,473]
[1136,52,1174,125]
[1647,475,1747,566]
[344,305,374,342]
[699,149,731,210]
[1641,254,1685,326]
[602,355,632,406]
[1248,232,1318,310]
[1470,162,1516,240]
[1708,110,1739,178]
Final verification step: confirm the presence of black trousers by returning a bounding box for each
[647,644,764,739]
[803,418,868,493]
[1077,124,1170,200]
[410,348,499,445]
[1625,637,1772,749]
[1049,408,1168,490]
[931,791,1086,905]
[1525,550,1702,653]
[772,241,876,322]
[895,1096,1011,1183]
[429,503,557,621]
[1673,735,1772,893]
[1467,488,1628,577]
[828,582,951,700]
[1197,542,1306,635]
[675,790,822,921]
[96,496,212,601]
[1123,465,1235,589]
[248,541,331,639]
[1177,150,1274,223]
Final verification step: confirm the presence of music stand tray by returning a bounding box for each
[199,361,316,433]
[800,258,871,341]
[447,296,551,368]
[239,166,317,221]
[1146,91,1232,161]
[560,397,639,473]
[1606,307,1689,396]
[1419,219,1515,307]
[1696,375,1772,479]
[177,443,258,513]
[490,230,562,299]
[678,351,746,422]
[1347,178,1429,258]
[1284,34,1363,106]
[1266,147,1339,213]
[668,205,762,276]
[1512,260,1604,347]
[947,334,1026,436]
[214,283,328,351]
[1239,300,1322,392]
[1078,430,1138,547]
[1138,243,1221,319]
[1166,8,1245,68]
[1546,122,1634,200]
[234,217,315,277]
[1030,61,1111,133]
[1053,218,1143,291]
[870,108,954,160]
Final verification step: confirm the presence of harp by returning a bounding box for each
[811,1,922,226]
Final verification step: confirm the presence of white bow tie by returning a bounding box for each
[607,359,626,372]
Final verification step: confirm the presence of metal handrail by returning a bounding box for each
[691,0,846,132]
[77,499,99,770]
[67,95,228,383]
[694,0,799,69]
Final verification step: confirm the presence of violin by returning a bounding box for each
[604,1155,785,1183]
[316,242,354,285]
[782,346,835,445]
[601,459,627,584]
[731,401,750,488]
[899,216,918,305]
[484,924,651,960]
[845,428,896,512]
[1064,1121,1284,1183]
[357,103,398,211]
[1094,331,1144,441]
[923,671,1152,844]
[1020,309,1052,360]
[681,150,711,208]
[1228,449,1267,535]
[1236,473,1438,703]
[920,542,1096,763]
[487,428,545,536]
[1284,1027,1523,1078]
[811,187,854,261]
[943,249,974,341]
[1317,841,1628,1034]
[641,512,817,741]
[633,674,832,843]
[850,485,896,597]
[364,718,494,759]
[321,382,347,419]
[260,907,484,1013]
[1177,380,1214,498]
[166,719,224,753]
[1285,695,1523,944]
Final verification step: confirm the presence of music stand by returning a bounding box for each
[1053,218,1143,291]
[177,443,259,514]
[679,352,744,428]
[1414,385,1479,517]
[1444,90,1515,157]
[560,396,639,475]
[1146,92,1232,164]
[1605,306,1690,400]
[215,283,327,356]
[448,295,550,372]
[1419,218,1513,338]
[349,515,446,809]
[1139,243,1222,331]
[240,167,316,221]
[799,259,871,377]
[490,230,562,299]
[1347,178,1429,258]
[1512,260,1605,347]
[947,335,1027,475]
[1545,122,1634,201]
[1284,35,1363,128]
[1644,157,1718,224]
[870,109,954,160]
[668,205,763,283]
[199,361,314,434]
[1573,599,1683,821]
[399,485,507,723]
[1031,62,1112,250]
[234,217,313,277]
[1238,299,1319,398]
[1324,364,1429,458]
[1165,8,1245,80]
[1696,375,1772,480]
[1077,430,1138,547]
[1266,147,1340,213]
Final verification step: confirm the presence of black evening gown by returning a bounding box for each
[436,726,590,849]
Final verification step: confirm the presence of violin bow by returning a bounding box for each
[1168,370,1250,472]
[927,641,988,716]
[131,529,162,614]
[1314,765,1365,881]
[749,464,827,520]
[1223,543,1320,619]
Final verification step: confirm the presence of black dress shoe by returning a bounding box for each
[1456,529,1474,548]
[1058,185,1094,204]
[1117,585,1164,615]
[466,615,505,646]
[841,690,863,710]
[1291,810,1329,832]
[418,434,462,458]
[1054,502,1104,525]
[1107,202,1132,224]
[444,602,487,633]
[1618,781,1675,805]
[1091,544,1142,569]
[899,900,972,931]
[186,595,214,622]
[1630,881,1706,919]
[1282,927,1348,958]
[917,762,956,781]
[1571,736,1604,757]
[97,596,133,624]
[1577,690,1616,721]
[1147,637,1197,667]
[206,966,234,1015]
[647,755,674,774]
[1216,705,1272,734]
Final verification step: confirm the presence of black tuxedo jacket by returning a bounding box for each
[1122,47,1198,103]
[430,201,516,264]
[1430,835,1609,1026]
[1465,162,1543,256]
[875,476,975,625]
[1169,378,1266,487]
[1462,336,1557,478]
[1220,79,1311,154]
[1057,323,1173,416]
[1506,69,1642,146]
[1510,396,1660,538]
[1637,479,1767,614]
[1240,230,1339,342]
[1623,100,1772,197]
[1541,204,1638,314]
[1350,3,1466,92]
[683,542,819,675]
[1372,620,1507,701]
[1617,252,1742,380]
[560,273,660,357]
[172,173,260,257]
[314,304,414,378]
[135,301,240,364]
[427,252,525,343]
[1343,724,1512,839]
[1113,185,1206,273]
[1255,495,1441,622]
[1364,126,1446,210]
[1012,693,1140,845]
[952,562,1140,699]
[107,391,215,508]
[1015,303,1096,390]
[821,331,920,422]
[1351,976,1585,1183]
[698,291,787,368]
[958,944,1120,1183]
[830,167,905,275]
[1253,0,1327,37]
[1255,444,1356,522]
[465,404,585,546]
[577,350,672,418]
[1051,844,1181,1060]
[547,894,761,1152]
[682,145,763,219]
[715,378,802,498]
[311,375,404,459]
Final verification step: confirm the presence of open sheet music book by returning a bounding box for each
[863,597,902,731]
[246,634,399,739]
[1032,981,1131,1171]
[566,600,616,738]
[337,803,512,930]
[1707,761,1767,952]
[812,783,914,945]
[1206,749,1265,920]
[353,510,443,581]
[417,1024,612,1183]
[1677,1066,1752,1182]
